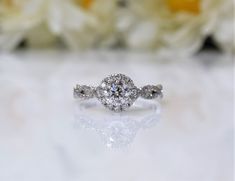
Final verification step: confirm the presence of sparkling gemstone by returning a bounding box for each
[96,74,139,112]
[140,85,163,99]
[74,85,95,99]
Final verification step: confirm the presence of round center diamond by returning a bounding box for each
[96,74,139,112]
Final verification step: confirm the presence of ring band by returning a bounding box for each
[74,74,163,112]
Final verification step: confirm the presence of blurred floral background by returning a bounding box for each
[0,0,234,54]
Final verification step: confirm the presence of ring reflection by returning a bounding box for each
[74,99,161,148]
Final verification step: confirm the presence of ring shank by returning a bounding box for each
[74,84,163,100]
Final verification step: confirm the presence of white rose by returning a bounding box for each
[0,0,46,50]
[46,0,118,49]
[117,0,227,54]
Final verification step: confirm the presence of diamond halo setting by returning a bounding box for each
[74,74,163,112]
[96,74,139,112]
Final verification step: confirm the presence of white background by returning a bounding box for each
[0,51,233,181]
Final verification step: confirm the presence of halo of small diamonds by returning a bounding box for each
[96,74,139,112]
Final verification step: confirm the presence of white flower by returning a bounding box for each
[117,0,228,54]
[0,0,233,52]
[213,0,235,53]
[0,0,46,50]
[0,0,118,50]
[46,0,118,49]
[25,23,57,48]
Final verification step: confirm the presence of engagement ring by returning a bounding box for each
[74,74,163,112]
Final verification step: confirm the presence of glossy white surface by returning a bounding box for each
[74,99,161,148]
[0,51,233,181]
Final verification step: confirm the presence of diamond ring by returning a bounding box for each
[74,74,163,112]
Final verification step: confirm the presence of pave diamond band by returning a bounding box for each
[74,74,163,112]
